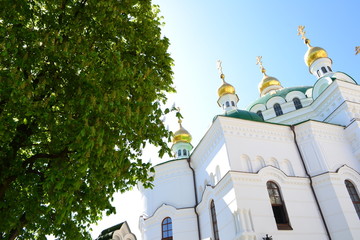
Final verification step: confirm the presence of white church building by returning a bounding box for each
[137,28,360,240]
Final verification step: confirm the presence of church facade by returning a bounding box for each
[138,28,360,240]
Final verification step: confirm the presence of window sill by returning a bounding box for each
[277,224,293,230]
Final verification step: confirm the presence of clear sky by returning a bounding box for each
[91,0,360,238]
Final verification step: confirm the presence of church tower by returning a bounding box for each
[216,60,239,113]
[298,25,333,79]
[171,112,193,159]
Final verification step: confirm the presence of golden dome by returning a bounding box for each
[173,123,192,144]
[218,81,236,97]
[304,46,328,67]
[258,75,282,94]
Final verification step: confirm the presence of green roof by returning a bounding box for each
[215,109,264,122]
[95,222,124,240]
[246,86,312,110]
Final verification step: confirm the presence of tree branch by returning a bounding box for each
[8,213,27,240]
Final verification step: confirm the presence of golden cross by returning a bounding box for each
[256,56,263,68]
[356,46,360,55]
[216,60,225,80]
[297,25,306,40]
[216,60,223,75]
[256,56,266,74]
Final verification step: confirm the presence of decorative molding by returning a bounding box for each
[143,204,196,225]
[295,121,345,143]
[233,208,256,239]
[220,119,293,143]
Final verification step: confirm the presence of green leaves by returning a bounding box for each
[0,0,174,239]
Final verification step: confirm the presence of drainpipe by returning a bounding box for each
[290,125,332,240]
[187,157,201,240]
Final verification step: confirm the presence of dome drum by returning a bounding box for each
[309,57,333,77]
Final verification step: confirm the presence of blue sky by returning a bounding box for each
[91,0,360,238]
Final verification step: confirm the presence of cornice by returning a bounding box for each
[154,160,192,183]
[220,120,293,143]
[143,204,196,225]
[295,121,345,143]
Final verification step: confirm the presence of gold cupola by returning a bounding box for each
[298,25,329,67]
[304,39,328,67]
[216,60,236,97]
[256,56,282,96]
[173,119,192,144]
[218,79,236,97]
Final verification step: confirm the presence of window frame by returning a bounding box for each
[293,97,303,110]
[210,200,220,240]
[273,103,283,116]
[256,110,264,120]
[266,181,292,230]
[345,180,360,219]
[161,217,173,240]
[321,66,327,74]
[183,149,187,156]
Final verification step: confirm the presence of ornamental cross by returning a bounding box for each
[297,25,307,40]
[216,60,224,75]
[256,56,263,68]
[356,46,360,55]
[256,56,266,74]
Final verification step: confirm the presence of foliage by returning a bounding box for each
[0,0,174,239]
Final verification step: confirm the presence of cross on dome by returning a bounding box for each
[297,25,311,47]
[217,60,225,81]
[256,56,267,75]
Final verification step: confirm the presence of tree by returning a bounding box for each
[0,0,174,239]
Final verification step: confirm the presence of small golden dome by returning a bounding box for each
[218,82,236,97]
[258,75,282,94]
[304,46,328,67]
[173,123,192,144]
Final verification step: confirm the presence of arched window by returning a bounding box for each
[345,180,360,218]
[210,200,220,240]
[317,70,320,77]
[273,103,283,116]
[256,110,264,120]
[266,181,292,230]
[321,66,327,74]
[162,217,173,240]
[293,97,302,110]
[177,150,181,157]
[231,101,235,106]
[183,149,187,156]
[327,66,332,72]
